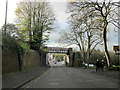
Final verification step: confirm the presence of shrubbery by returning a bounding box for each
[2,35,18,51]
[89,50,119,66]
[74,50,119,68]
[2,34,30,60]
[109,65,120,71]
[17,41,30,58]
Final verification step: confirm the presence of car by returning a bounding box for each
[54,61,57,64]
[61,61,65,64]
[89,64,94,67]
[57,59,61,62]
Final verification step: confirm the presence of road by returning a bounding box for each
[22,67,118,88]
[48,59,65,67]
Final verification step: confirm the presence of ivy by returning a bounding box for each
[2,34,30,59]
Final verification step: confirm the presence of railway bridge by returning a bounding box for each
[40,46,74,67]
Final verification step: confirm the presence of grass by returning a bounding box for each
[2,70,20,77]
[108,65,120,71]
[23,66,40,72]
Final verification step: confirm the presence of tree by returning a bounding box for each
[15,2,32,42]
[15,1,55,50]
[31,2,55,50]
[60,1,102,65]
[65,0,120,67]
[2,23,18,37]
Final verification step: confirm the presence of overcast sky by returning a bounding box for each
[0,0,119,51]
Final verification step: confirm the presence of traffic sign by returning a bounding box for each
[113,46,119,51]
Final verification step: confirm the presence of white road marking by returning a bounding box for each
[49,82,59,85]
[49,79,62,81]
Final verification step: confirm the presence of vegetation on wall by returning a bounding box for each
[2,34,30,57]
[2,34,30,71]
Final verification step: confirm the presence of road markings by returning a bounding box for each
[49,79,62,81]
[23,68,51,88]
[110,83,117,85]
[26,86,30,88]
[49,82,59,85]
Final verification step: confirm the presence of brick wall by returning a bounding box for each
[2,50,19,74]
[23,50,40,70]
[2,49,41,74]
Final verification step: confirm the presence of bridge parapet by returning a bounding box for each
[45,47,69,54]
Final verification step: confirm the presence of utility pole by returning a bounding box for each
[4,0,8,34]
[118,3,120,69]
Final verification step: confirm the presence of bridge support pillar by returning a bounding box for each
[40,46,48,67]
[40,51,47,66]
[68,48,73,67]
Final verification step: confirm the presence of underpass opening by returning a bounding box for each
[46,53,69,67]
[42,47,73,67]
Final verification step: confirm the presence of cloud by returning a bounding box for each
[50,2,68,22]
[46,42,79,49]
[48,0,68,2]
[48,31,60,42]
[0,0,21,28]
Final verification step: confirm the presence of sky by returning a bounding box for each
[0,0,119,51]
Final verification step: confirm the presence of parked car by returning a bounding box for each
[61,61,65,65]
[89,64,94,67]
[54,61,57,64]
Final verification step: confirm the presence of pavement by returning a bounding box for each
[91,70,120,80]
[75,67,120,80]
[2,67,50,88]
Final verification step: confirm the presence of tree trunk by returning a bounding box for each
[28,2,32,48]
[33,6,36,37]
[87,32,91,67]
[103,21,112,67]
[29,18,32,47]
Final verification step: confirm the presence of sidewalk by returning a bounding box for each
[91,70,120,80]
[2,67,51,88]
[74,67,120,80]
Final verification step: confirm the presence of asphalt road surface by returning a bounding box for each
[22,67,118,88]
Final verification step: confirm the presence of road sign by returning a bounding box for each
[113,46,119,51]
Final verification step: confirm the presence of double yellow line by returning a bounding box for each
[23,68,52,88]
[67,0,87,2]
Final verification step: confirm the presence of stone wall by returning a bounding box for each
[2,49,41,74]
[2,50,19,74]
[23,50,40,70]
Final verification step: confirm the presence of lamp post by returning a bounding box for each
[4,0,8,35]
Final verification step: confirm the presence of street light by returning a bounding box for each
[4,0,8,34]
